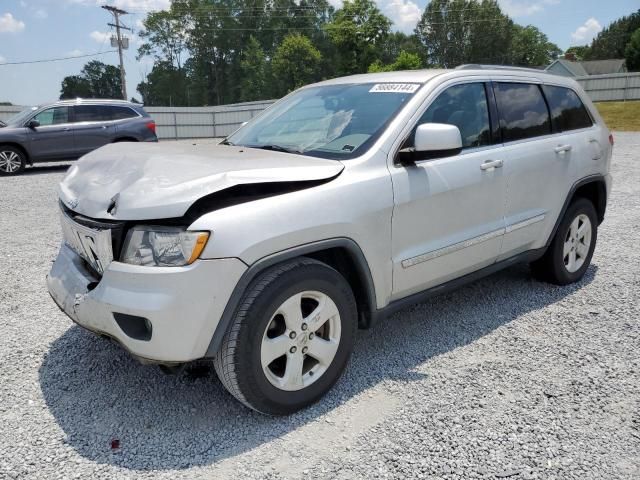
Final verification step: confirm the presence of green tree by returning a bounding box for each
[415,0,513,67]
[586,9,640,60]
[564,45,590,61]
[509,25,562,66]
[239,36,270,101]
[60,61,121,99]
[625,28,640,71]
[137,61,191,106]
[137,9,188,69]
[368,51,422,72]
[325,0,392,75]
[272,33,322,95]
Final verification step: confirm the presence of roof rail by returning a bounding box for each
[455,64,547,74]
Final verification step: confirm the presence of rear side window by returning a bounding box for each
[108,106,139,120]
[74,105,111,123]
[542,85,593,132]
[494,83,551,142]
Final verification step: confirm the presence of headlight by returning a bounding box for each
[121,226,210,267]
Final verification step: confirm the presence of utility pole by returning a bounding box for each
[102,5,130,100]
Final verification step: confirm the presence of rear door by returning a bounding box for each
[390,81,507,300]
[26,106,76,160]
[72,105,117,155]
[495,81,585,260]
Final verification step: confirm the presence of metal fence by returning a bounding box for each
[0,100,276,140]
[575,73,640,102]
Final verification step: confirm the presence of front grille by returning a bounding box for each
[59,202,127,264]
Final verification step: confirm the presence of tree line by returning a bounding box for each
[58,1,639,105]
[565,9,640,70]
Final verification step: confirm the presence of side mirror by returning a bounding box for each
[26,120,40,129]
[399,123,462,164]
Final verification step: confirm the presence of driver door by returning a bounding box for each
[390,82,507,300]
[27,106,76,161]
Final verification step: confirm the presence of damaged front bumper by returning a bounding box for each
[47,243,247,363]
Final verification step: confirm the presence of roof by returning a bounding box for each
[53,98,140,106]
[581,59,627,75]
[546,59,588,77]
[313,69,449,86]
[311,66,571,88]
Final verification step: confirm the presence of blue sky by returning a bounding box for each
[0,0,638,105]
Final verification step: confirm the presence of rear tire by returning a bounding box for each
[0,146,26,176]
[214,257,357,415]
[531,197,598,285]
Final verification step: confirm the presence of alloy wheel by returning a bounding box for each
[0,150,22,173]
[563,213,592,273]
[261,290,341,392]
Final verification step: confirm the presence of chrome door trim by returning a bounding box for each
[401,227,504,268]
[401,213,546,268]
[504,214,546,233]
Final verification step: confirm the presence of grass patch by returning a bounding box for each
[595,101,640,131]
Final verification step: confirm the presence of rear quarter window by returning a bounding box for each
[542,85,593,132]
[494,83,551,142]
[109,106,139,120]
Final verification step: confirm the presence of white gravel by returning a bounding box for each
[0,135,638,480]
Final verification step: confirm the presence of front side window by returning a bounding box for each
[226,83,420,159]
[32,107,70,126]
[542,85,593,132]
[494,83,551,142]
[74,105,110,123]
[412,82,491,149]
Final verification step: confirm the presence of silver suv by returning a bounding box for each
[0,99,157,175]
[47,67,612,414]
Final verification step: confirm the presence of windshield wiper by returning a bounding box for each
[250,144,303,154]
[220,139,234,146]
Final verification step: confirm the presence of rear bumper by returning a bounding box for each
[47,243,246,363]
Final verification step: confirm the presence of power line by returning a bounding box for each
[0,50,118,66]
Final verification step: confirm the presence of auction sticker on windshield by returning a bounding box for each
[369,83,420,93]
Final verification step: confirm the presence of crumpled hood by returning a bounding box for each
[58,142,344,220]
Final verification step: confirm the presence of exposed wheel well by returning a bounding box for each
[0,142,30,164]
[304,247,375,329]
[572,180,607,224]
[113,137,138,143]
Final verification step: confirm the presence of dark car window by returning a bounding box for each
[74,105,111,123]
[542,85,593,132]
[494,83,551,142]
[108,106,139,120]
[413,82,491,149]
[32,107,70,126]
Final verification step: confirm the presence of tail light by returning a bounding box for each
[146,121,156,135]
[609,133,614,146]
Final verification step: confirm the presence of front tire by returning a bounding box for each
[0,146,26,176]
[531,197,598,285]
[214,257,357,415]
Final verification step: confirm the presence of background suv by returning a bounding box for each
[47,67,612,414]
[0,99,157,175]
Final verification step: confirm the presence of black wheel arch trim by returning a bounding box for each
[204,237,377,358]
[544,174,607,249]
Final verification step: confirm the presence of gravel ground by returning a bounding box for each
[0,134,638,480]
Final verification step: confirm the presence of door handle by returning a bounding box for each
[480,159,503,170]
[554,144,572,154]
[63,127,71,131]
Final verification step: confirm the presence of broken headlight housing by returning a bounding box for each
[121,226,210,267]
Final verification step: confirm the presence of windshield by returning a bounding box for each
[5,107,38,127]
[226,83,421,159]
